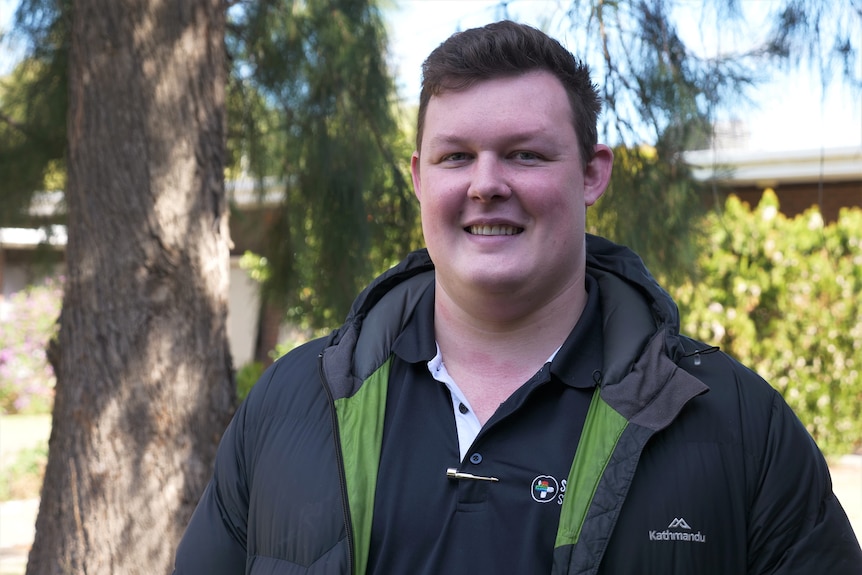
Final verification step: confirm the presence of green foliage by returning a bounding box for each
[2,0,420,334]
[588,145,707,283]
[568,0,860,281]
[0,277,62,415]
[235,361,264,402]
[227,0,421,329]
[555,0,860,148]
[239,250,272,283]
[0,15,68,226]
[672,191,862,456]
[0,441,49,501]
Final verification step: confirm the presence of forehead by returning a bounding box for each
[421,71,576,145]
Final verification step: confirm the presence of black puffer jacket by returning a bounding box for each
[174,236,862,574]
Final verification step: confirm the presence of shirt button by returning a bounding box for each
[459,403,469,414]
[469,453,483,464]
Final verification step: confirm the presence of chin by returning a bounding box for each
[463,269,528,294]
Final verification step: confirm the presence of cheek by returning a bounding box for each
[419,193,454,243]
[532,192,586,245]
[525,187,581,220]
[420,179,463,218]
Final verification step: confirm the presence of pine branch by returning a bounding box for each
[0,110,34,138]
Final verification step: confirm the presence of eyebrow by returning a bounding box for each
[426,128,553,149]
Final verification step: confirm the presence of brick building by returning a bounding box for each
[684,146,862,223]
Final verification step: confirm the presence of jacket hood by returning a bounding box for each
[582,234,687,384]
[584,234,680,337]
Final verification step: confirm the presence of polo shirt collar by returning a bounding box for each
[550,274,603,389]
[391,275,603,390]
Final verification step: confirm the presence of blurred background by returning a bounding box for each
[0,1,859,573]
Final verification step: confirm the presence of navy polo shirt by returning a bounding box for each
[366,276,604,575]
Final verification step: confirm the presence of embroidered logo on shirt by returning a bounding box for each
[531,475,558,503]
[649,517,707,543]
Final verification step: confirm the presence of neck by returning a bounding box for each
[433,276,588,423]
[436,285,586,360]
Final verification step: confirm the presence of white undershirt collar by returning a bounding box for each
[427,343,561,461]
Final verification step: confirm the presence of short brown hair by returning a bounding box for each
[416,20,601,167]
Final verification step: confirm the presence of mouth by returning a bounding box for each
[466,224,524,236]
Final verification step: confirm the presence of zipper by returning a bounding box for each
[318,351,356,574]
[681,345,720,366]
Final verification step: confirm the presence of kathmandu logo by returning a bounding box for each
[531,475,558,503]
[667,518,691,529]
[649,517,707,543]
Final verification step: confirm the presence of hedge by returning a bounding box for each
[670,190,861,457]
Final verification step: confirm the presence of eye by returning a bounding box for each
[441,152,471,163]
[512,151,542,163]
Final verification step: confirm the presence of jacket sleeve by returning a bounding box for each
[746,390,862,574]
[173,399,251,574]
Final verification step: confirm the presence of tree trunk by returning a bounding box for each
[27,1,234,573]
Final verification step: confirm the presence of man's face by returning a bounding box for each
[412,71,611,309]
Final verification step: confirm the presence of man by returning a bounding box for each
[174,21,862,574]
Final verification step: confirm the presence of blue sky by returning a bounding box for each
[2,0,860,153]
[386,0,862,153]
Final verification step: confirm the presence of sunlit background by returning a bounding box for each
[384,0,862,152]
[2,0,859,152]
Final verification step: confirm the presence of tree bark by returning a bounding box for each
[27,1,234,573]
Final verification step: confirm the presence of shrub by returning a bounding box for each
[0,277,62,415]
[236,361,264,402]
[0,441,49,501]
[671,191,862,456]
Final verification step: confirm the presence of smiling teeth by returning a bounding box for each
[468,225,521,236]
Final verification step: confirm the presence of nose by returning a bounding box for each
[468,154,511,202]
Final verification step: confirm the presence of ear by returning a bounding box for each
[583,144,614,206]
[411,151,422,202]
